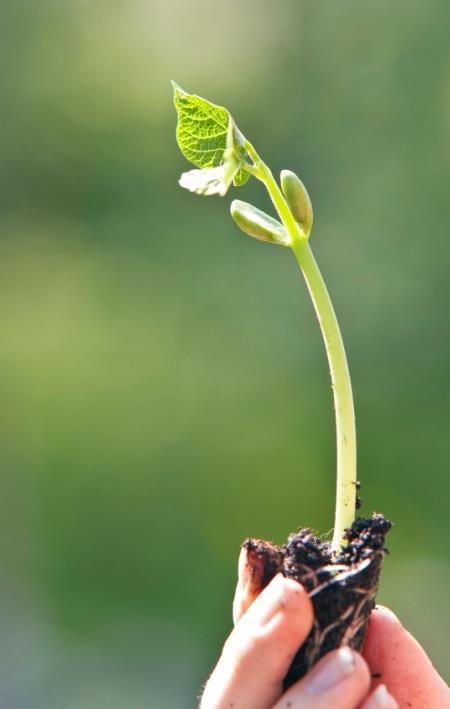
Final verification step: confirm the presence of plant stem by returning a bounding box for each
[245,145,357,550]
[291,239,357,551]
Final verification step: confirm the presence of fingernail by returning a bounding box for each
[252,573,303,627]
[366,684,392,707]
[305,647,355,694]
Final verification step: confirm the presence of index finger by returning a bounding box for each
[363,606,450,707]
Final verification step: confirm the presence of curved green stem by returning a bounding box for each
[244,143,357,550]
[291,239,356,551]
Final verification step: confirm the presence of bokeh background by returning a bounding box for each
[1,1,449,706]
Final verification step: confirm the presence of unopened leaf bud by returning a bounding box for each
[230,200,291,246]
[280,170,313,236]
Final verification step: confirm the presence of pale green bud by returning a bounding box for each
[280,170,313,236]
[230,200,291,246]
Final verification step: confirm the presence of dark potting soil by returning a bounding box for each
[242,513,391,688]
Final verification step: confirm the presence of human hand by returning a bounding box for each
[200,573,395,708]
[200,569,450,708]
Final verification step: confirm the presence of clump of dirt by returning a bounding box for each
[242,513,391,688]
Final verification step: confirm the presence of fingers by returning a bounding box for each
[200,573,313,709]
[273,647,371,709]
[363,606,450,708]
[233,545,260,625]
[233,541,282,625]
[360,684,398,708]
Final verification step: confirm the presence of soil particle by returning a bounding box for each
[242,513,391,688]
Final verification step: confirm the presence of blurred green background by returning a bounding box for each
[1,1,449,706]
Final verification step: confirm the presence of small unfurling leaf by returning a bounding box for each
[180,161,239,197]
[172,82,250,194]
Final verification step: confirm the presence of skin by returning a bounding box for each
[200,567,450,709]
[363,605,450,708]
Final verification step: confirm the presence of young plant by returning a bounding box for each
[172,82,356,551]
[172,83,391,684]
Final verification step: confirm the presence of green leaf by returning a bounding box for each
[172,82,249,192]
[230,200,291,246]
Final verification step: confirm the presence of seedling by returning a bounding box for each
[172,84,391,682]
[172,81,355,551]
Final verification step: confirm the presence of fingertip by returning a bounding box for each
[274,648,371,708]
[233,546,255,625]
[309,648,370,698]
[364,605,450,708]
[233,541,283,625]
[251,575,314,657]
[240,572,312,631]
[370,604,403,630]
[361,684,399,709]
[364,605,403,657]
[275,576,314,629]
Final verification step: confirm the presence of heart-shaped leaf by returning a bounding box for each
[172,82,249,193]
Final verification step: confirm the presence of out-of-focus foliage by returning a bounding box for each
[0,1,449,705]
